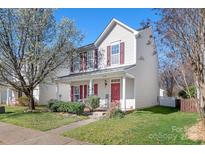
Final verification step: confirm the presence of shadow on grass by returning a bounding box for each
[0,110,44,120]
[0,112,14,114]
[141,106,179,114]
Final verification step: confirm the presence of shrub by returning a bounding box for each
[17,96,29,106]
[86,95,100,111]
[48,99,59,108]
[107,107,125,119]
[66,102,85,115]
[178,86,196,99]
[50,102,62,112]
[48,100,85,115]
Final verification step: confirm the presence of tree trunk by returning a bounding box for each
[27,89,35,110]
[196,80,205,129]
[29,96,35,110]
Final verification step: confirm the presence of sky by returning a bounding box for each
[54,8,160,46]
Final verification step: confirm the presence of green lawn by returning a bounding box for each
[0,106,87,131]
[63,106,201,144]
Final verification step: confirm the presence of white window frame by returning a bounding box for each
[87,50,94,70]
[73,86,80,101]
[73,56,80,72]
[111,79,120,83]
[111,42,120,65]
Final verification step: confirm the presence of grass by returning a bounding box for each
[63,106,201,145]
[0,105,87,131]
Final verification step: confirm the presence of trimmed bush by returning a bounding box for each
[48,99,59,108]
[50,102,62,112]
[48,100,85,115]
[86,95,100,111]
[17,96,29,106]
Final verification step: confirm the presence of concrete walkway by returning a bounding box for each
[0,118,97,145]
[47,118,97,135]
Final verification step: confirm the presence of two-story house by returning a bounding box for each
[0,18,159,110]
[53,18,159,111]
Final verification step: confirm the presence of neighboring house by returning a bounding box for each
[159,88,167,97]
[0,84,39,105]
[55,18,159,111]
[0,69,68,105]
[0,85,17,105]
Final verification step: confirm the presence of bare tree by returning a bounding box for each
[156,9,205,126]
[159,61,176,97]
[0,9,83,110]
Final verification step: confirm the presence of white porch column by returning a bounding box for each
[56,83,59,100]
[6,88,9,106]
[122,76,126,111]
[89,79,93,96]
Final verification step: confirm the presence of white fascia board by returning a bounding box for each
[94,18,139,46]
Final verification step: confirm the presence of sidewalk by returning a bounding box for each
[47,118,97,135]
[0,119,95,145]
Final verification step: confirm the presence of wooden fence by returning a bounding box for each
[180,99,198,112]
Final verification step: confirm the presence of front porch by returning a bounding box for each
[57,66,137,111]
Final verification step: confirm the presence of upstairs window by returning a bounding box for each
[73,56,80,72]
[87,50,94,69]
[111,44,120,65]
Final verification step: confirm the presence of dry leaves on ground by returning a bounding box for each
[186,121,205,142]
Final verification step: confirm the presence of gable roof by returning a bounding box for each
[94,18,139,46]
[78,43,95,51]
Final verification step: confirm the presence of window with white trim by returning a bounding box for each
[73,56,80,72]
[111,79,120,83]
[87,50,94,69]
[111,44,120,65]
[73,86,80,101]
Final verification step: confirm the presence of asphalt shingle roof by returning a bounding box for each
[58,64,136,79]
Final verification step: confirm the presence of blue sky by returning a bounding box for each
[54,8,160,46]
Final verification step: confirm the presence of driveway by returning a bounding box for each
[0,121,92,145]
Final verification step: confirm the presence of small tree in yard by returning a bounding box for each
[178,85,196,99]
[156,9,205,127]
[0,9,83,110]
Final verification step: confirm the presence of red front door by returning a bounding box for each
[111,83,120,106]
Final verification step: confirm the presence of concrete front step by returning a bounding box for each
[88,111,107,119]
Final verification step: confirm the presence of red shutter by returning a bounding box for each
[70,58,73,72]
[84,52,87,70]
[120,42,125,64]
[94,48,98,69]
[107,46,111,66]
[84,85,87,98]
[80,53,83,71]
[80,85,83,99]
[94,84,98,96]
[71,85,74,101]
